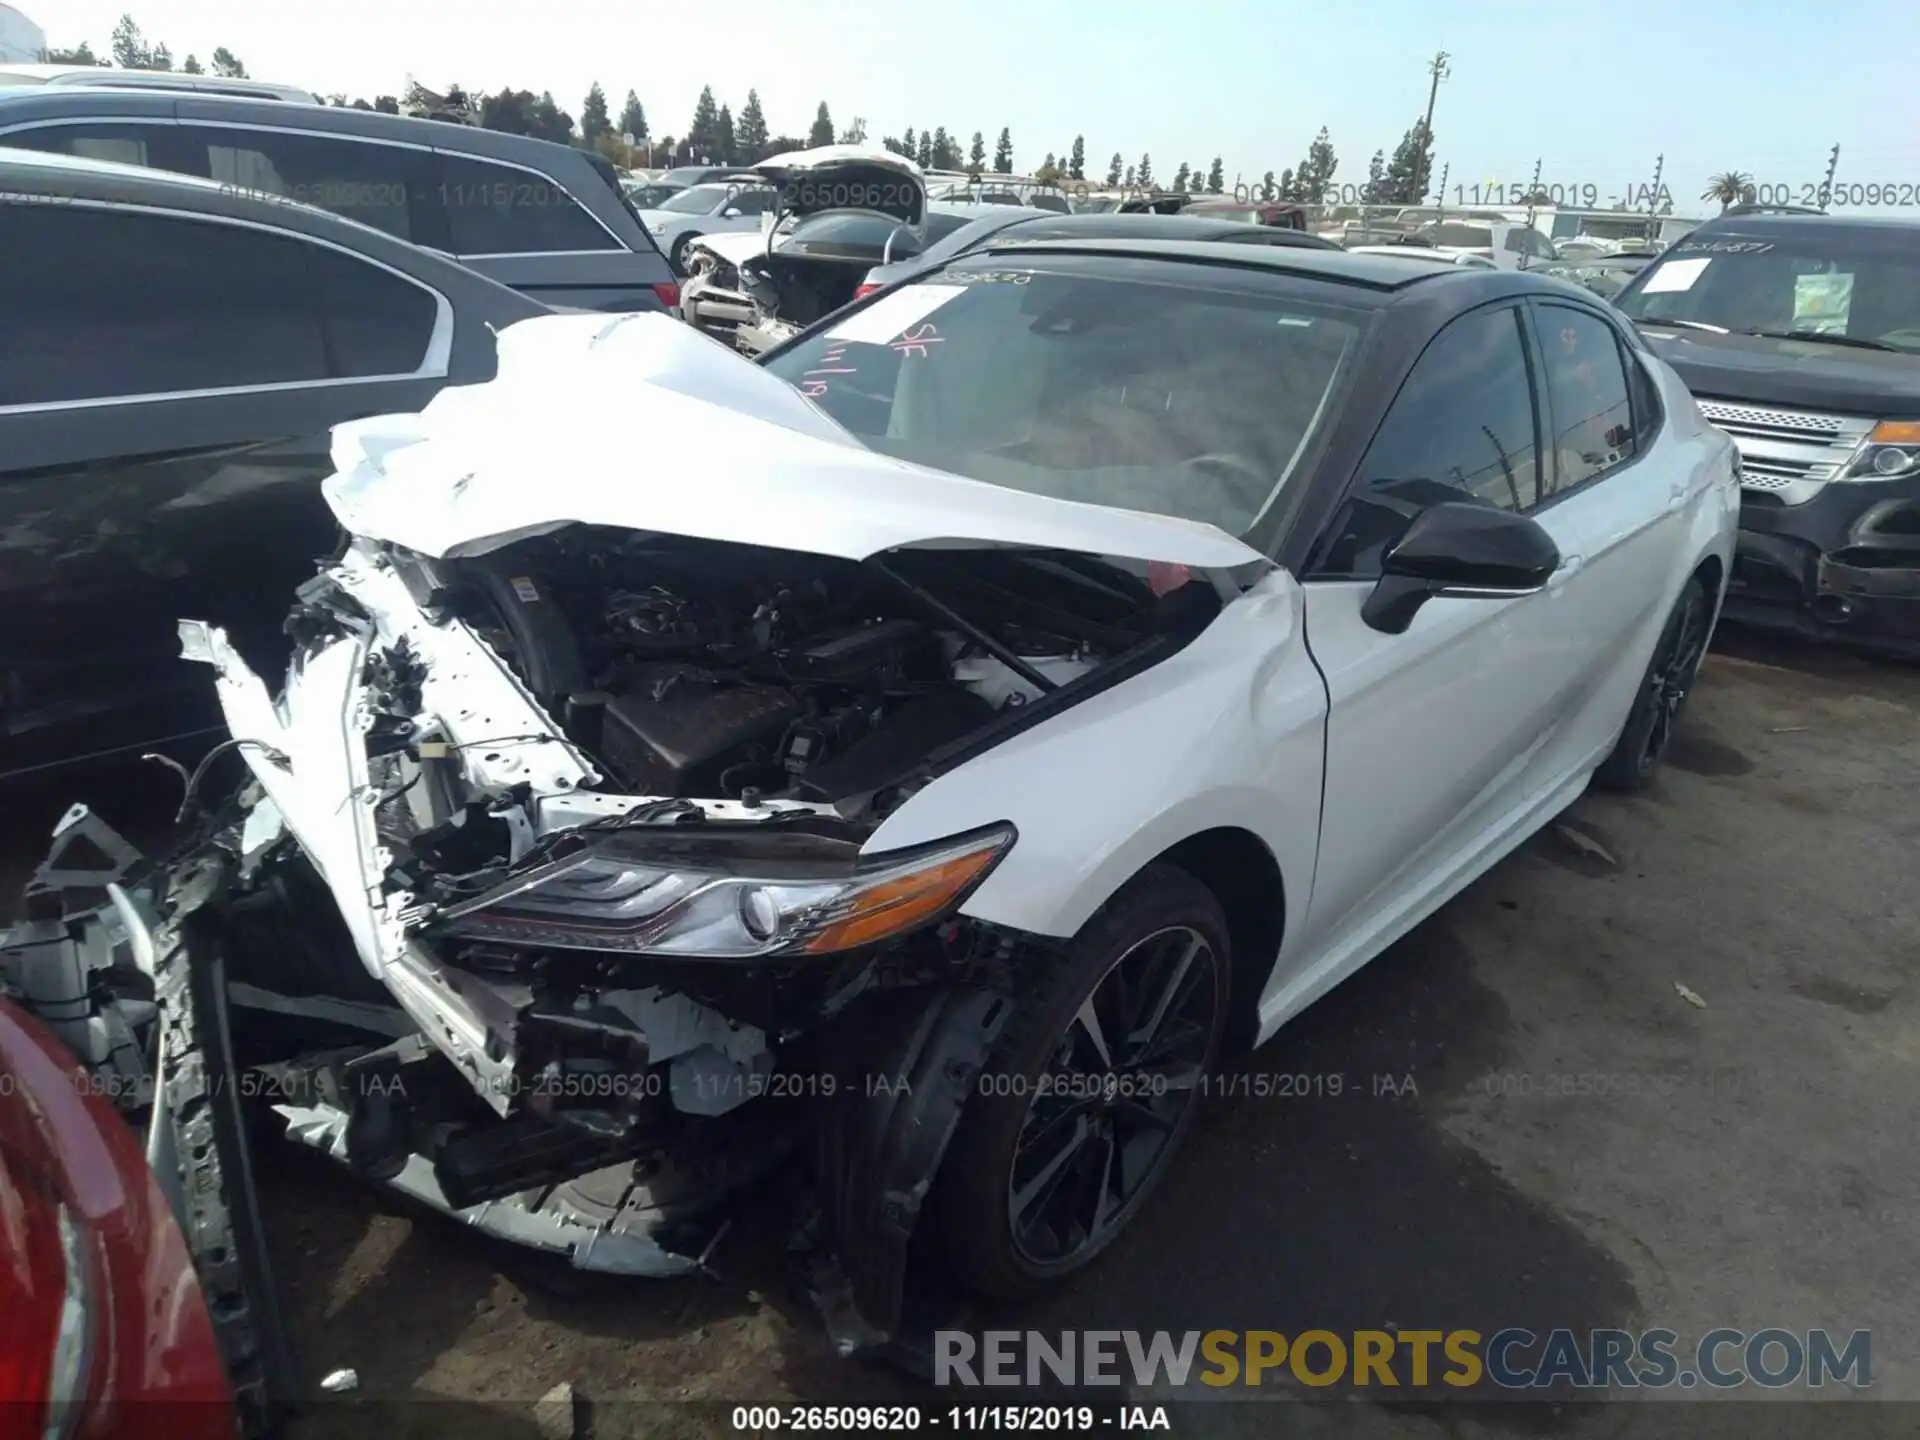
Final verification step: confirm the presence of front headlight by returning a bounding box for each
[1842,421,1920,481]
[431,823,1015,958]
[648,220,666,235]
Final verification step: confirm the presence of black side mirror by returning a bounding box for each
[1361,501,1561,634]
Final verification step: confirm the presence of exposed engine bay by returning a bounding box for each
[430,527,1172,809]
[4,520,1225,1350]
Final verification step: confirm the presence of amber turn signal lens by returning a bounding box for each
[801,845,1005,953]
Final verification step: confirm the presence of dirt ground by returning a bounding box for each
[7,626,1918,1439]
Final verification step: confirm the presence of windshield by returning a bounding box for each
[1619,232,1920,352]
[785,211,924,258]
[626,182,682,209]
[762,263,1364,536]
[658,184,734,214]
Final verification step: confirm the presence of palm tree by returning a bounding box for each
[1702,171,1755,212]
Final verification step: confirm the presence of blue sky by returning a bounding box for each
[44,0,1920,215]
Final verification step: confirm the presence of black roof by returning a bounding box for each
[968,236,1537,295]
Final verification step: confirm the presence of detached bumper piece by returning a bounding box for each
[1729,479,1920,656]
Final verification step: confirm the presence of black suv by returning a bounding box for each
[0,150,547,780]
[1613,212,1920,655]
[0,89,680,313]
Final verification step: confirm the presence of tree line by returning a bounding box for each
[46,18,1444,205]
[44,15,248,82]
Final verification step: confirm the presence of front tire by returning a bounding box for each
[934,865,1230,1298]
[1593,574,1714,792]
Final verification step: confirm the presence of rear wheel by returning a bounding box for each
[934,865,1229,1296]
[1594,575,1714,792]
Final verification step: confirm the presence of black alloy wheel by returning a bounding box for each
[1594,575,1714,791]
[1006,922,1220,1268]
[935,865,1230,1296]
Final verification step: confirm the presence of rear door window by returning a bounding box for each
[1534,304,1639,496]
[184,126,430,241]
[0,202,439,406]
[436,153,617,254]
[307,244,441,376]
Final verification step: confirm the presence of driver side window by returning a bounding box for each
[1312,304,1543,578]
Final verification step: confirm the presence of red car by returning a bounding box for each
[0,997,237,1440]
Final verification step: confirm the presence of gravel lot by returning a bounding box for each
[7,628,1917,1438]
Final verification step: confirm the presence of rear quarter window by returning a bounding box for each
[437,153,618,254]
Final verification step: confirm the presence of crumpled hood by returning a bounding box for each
[323,312,1267,570]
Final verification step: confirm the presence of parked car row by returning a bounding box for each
[679,149,1345,355]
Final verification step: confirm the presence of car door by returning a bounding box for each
[1285,301,1605,990]
[0,200,452,778]
[1519,298,1692,770]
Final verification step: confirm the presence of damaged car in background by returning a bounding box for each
[7,240,1739,1365]
[1614,210,1920,657]
[681,145,928,357]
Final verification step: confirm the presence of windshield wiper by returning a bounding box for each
[1737,328,1906,353]
[1631,317,1729,334]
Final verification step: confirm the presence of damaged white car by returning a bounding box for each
[681,145,927,357]
[6,241,1739,1358]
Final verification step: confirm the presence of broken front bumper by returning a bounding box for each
[11,602,1027,1344]
[1727,475,1920,655]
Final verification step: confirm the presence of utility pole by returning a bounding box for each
[1524,156,1543,229]
[1819,144,1840,210]
[1433,161,1449,217]
[1422,51,1451,139]
[1644,152,1664,241]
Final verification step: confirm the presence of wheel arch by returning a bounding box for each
[1147,825,1288,1049]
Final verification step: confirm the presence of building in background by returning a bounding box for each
[0,4,46,62]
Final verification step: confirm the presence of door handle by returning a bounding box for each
[1548,554,1585,591]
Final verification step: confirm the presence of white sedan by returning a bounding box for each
[9,241,1738,1350]
[633,177,776,271]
